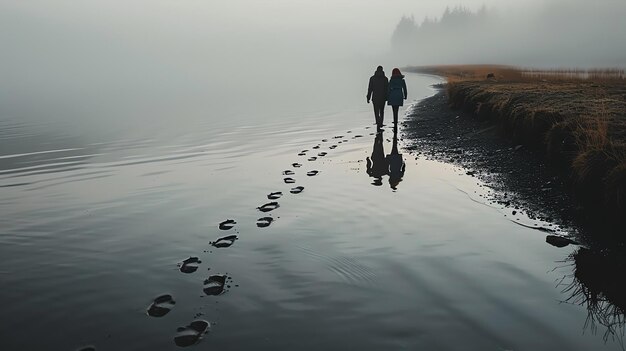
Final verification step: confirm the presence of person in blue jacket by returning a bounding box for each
[387,125,405,190]
[387,68,408,126]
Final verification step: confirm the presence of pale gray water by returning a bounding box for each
[1,69,623,351]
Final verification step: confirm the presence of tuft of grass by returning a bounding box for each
[605,161,626,211]
[546,118,582,166]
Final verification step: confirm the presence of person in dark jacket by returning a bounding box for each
[387,68,408,126]
[366,66,389,130]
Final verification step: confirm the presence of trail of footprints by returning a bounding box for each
[75,129,361,349]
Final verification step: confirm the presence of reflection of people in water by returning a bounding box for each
[387,126,405,189]
[366,127,406,189]
[366,132,387,186]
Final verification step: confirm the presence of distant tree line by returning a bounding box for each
[389,4,626,67]
[391,6,489,55]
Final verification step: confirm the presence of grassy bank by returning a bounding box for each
[406,65,626,232]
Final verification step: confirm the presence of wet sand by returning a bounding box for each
[404,87,626,349]
[404,88,581,238]
[2,74,624,351]
[405,66,626,237]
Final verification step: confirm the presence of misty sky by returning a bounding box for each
[0,0,542,64]
[1,0,623,130]
[2,0,621,70]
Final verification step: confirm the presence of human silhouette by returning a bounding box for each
[366,132,388,186]
[387,125,405,190]
[388,68,408,127]
[366,66,389,131]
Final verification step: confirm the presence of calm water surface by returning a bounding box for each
[1,72,623,350]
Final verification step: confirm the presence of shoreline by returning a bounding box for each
[402,84,624,245]
[402,89,579,235]
[401,79,626,338]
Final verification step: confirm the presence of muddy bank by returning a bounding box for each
[403,87,623,244]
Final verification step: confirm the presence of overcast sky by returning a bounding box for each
[0,1,542,60]
[0,0,623,128]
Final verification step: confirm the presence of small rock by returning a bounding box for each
[546,235,578,248]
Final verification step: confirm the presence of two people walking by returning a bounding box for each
[366,66,407,130]
[365,65,407,189]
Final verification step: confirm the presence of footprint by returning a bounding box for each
[174,320,210,347]
[307,170,319,176]
[338,141,343,144]
[292,163,302,168]
[218,219,236,230]
[284,177,295,184]
[298,152,306,156]
[257,202,280,212]
[179,257,201,274]
[257,217,274,228]
[317,152,327,157]
[346,130,352,133]
[333,135,343,139]
[267,192,282,200]
[290,186,304,194]
[312,145,320,149]
[147,294,176,317]
[321,139,328,142]
[308,157,317,161]
[210,235,238,248]
[203,275,227,295]
[301,149,309,153]
[283,170,295,175]
[353,135,363,138]
[329,145,337,149]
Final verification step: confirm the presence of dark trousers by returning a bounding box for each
[392,105,400,125]
[373,102,385,127]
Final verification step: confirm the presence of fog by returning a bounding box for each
[391,0,626,68]
[0,0,623,133]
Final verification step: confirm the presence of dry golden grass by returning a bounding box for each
[407,65,625,83]
[405,65,626,225]
[523,68,625,81]
[407,64,524,82]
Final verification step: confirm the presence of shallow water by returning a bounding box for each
[1,72,623,351]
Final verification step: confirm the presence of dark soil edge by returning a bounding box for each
[402,87,623,247]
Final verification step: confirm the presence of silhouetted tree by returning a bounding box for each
[390,6,494,63]
[391,15,417,52]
